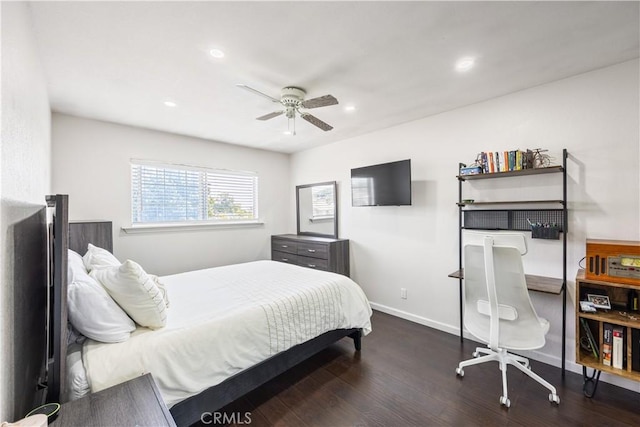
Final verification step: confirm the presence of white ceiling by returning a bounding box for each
[28,1,639,153]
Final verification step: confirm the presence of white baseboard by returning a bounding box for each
[369,302,640,394]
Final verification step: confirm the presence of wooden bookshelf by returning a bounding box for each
[576,270,640,386]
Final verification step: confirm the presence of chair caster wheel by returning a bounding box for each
[549,393,560,405]
[472,351,479,358]
[500,396,510,408]
[455,367,464,377]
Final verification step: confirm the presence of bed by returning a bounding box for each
[46,194,371,426]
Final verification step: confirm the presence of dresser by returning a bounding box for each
[271,234,350,276]
[52,374,176,426]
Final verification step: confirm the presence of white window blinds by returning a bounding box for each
[131,161,258,224]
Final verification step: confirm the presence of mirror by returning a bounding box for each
[296,181,337,238]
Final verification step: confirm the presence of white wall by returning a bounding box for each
[1,2,52,421]
[291,60,640,390]
[51,114,291,275]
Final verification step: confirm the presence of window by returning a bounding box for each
[131,161,258,225]
[311,186,335,220]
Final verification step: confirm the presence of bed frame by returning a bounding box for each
[46,194,362,426]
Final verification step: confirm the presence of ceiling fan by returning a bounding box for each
[237,84,338,135]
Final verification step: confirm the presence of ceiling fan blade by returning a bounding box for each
[256,111,284,121]
[301,113,333,131]
[236,84,280,103]
[301,94,338,109]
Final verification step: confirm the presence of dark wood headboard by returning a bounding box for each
[45,194,68,404]
[69,221,113,255]
[45,194,114,404]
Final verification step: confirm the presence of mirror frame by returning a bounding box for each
[296,181,338,238]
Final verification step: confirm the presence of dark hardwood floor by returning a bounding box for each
[219,310,640,426]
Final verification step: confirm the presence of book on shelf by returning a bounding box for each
[580,318,599,360]
[603,323,613,367]
[633,328,640,372]
[613,326,624,369]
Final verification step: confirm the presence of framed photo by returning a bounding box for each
[587,294,611,310]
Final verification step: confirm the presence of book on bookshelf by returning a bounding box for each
[633,328,640,372]
[603,323,613,367]
[580,318,599,360]
[613,326,624,369]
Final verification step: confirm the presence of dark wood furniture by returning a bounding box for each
[52,373,175,427]
[575,270,640,397]
[69,220,113,253]
[448,149,568,375]
[46,195,362,427]
[271,234,350,276]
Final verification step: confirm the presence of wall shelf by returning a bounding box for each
[457,165,564,181]
[458,200,564,207]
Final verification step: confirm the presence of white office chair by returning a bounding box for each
[455,232,560,408]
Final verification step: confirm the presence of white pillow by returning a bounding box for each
[67,273,136,343]
[91,260,167,329]
[149,274,170,308]
[83,243,120,272]
[68,249,88,283]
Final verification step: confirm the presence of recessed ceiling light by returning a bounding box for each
[344,105,356,112]
[455,57,475,72]
[163,101,177,107]
[209,49,225,59]
[283,130,293,135]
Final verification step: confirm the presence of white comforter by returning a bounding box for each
[82,260,372,407]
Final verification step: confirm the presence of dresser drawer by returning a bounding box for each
[297,242,329,259]
[272,238,297,254]
[272,251,298,265]
[297,255,329,271]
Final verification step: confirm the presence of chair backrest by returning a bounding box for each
[463,231,547,351]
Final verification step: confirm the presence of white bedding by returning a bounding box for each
[82,260,372,407]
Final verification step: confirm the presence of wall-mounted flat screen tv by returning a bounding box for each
[351,159,412,206]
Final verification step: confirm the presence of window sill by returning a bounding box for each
[121,220,264,234]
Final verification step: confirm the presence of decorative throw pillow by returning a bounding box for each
[67,273,136,343]
[149,274,170,308]
[83,243,120,272]
[91,260,167,329]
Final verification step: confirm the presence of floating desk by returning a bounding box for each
[448,269,563,295]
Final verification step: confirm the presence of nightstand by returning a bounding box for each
[52,373,176,427]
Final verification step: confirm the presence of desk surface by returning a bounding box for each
[448,269,563,294]
[53,374,176,427]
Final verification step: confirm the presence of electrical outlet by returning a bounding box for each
[401,288,407,299]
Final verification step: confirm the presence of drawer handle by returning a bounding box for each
[281,245,288,248]
[308,264,316,268]
[282,258,289,262]
[307,249,316,253]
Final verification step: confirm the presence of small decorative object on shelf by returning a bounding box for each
[459,165,482,175]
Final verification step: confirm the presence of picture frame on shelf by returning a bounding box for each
[587,294,612,310]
